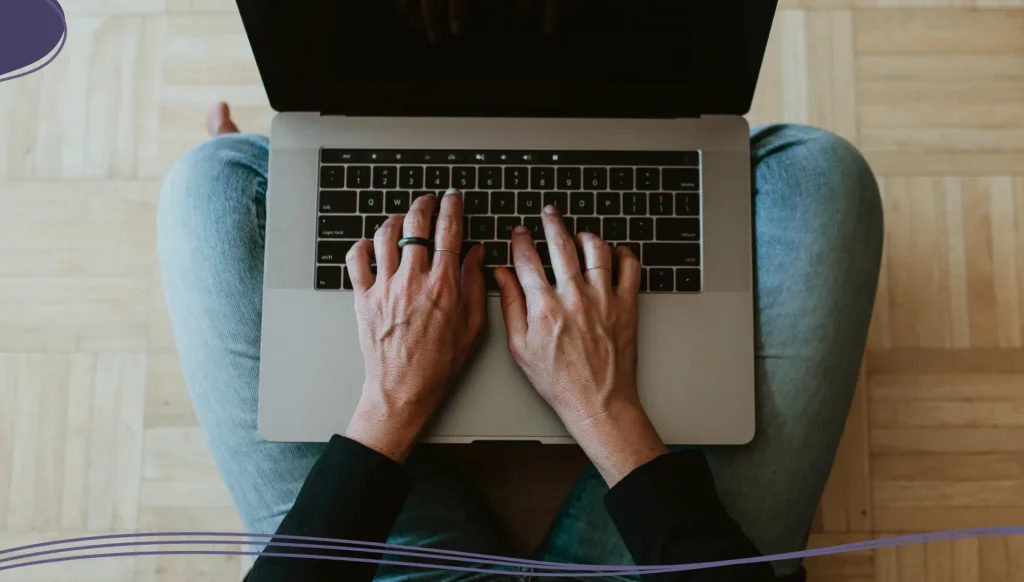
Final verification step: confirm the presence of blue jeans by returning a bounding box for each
[157,124,883,581]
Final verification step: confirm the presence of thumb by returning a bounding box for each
[495,266,527,347]
[461,244,487,336]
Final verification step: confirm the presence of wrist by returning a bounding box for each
[564,399,668,486]
[344,392,426,463]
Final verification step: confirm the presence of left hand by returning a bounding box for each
[344,190,486,462]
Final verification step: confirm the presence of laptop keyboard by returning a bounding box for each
[315,149,702,293]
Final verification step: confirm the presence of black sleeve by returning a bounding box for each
[604,450,803,581]
[245,435,413,582]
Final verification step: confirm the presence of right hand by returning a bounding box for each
[494,205,667,485]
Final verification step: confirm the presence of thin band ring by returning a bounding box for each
[586,266,613,273]
[398,236,431,250]
[434,248,460,257]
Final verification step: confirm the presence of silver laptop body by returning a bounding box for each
[243,2,777,445]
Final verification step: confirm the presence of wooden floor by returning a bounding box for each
[1,0,1023,580]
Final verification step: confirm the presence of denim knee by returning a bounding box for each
[755,124,884,268]
[157,134,269,252]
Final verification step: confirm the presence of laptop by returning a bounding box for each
[240,0,777,445]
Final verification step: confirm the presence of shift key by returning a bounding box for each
[643,243,700,266]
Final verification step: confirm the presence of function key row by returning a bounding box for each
[321,149,699,167]
[317,264,700,293]
[320,190,699,218]
[320,165,699,191]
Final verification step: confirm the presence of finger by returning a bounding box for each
[510,225,548,290]
[541,205,582,285]
[346,239,376,292]
[577,232,613,291]
[449,0,466,34]
[495,266,528,345]
[373,215,405,278]
[433,188,464,278]
[421,0,446,41]
[402,193,438,272]
[461,244,487,338]
[615,244,641,300]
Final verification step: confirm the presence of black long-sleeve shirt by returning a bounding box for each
[245,436,803,581]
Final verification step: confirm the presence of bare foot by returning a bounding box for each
[206,102,240,137]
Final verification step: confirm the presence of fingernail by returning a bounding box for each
[544,205,558,215]
[426,192,438,197]
[446,187,461,198]
[513,225,529,235]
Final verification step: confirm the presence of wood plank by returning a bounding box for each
[871,428,1024,452]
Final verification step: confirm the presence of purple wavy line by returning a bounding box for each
[1,528,1023,577]
[0,0,67,83]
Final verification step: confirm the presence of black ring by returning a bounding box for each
[397,236,431,250]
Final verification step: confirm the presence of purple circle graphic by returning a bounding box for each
[0,0,67,82]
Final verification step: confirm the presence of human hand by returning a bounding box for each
[344,190,486,462]
[495,206,667,485]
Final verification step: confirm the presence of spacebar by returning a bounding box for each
[642,243,701,266]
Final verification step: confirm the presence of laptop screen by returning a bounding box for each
[238,0,776,117]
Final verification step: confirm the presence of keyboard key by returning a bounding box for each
[617,242,641,259]
[536,242,552,265]
[531,167,554,189]
[562,216,575,235]
[570,192,595,215]
[470,216,496,240]
[676,193,700,216]
[650,192,673,215]
[491,191,516,214]
[364,215,388,238]
[544,191,569,215]
[663,168,700,191]
[597,192,620,215]
[505,167,529,189]
[411,191,434,203]
[319,190,357,213]
[359,190,384,214]
[643,243,701,266]
[372,166,397,189]
[676,268,701,292]
[346,166,371,188]
[611,168,634,190]
[386,191,410,213]
[656,218,700,241]
[583,167,608,190]
[516,191,541,214]
[399,166,423,189]
[342,267,353,290]
[321,150,360,164]
[544,267,557,285]
[639,268,648,292]
[320,166,345,188]
[425,167,450,189]
[603,218,627,241]
[497,217,522,240]
[465,191,489,214]
[319,216,363,239]
[557,167,581,190]
[524,217,544,240]
[317,240,356,264]
[453,167,476,189]
[623,192,646,215]
[479,167,502,189]
[637,168,660,190]
[576,216,601,235]
[484,242,508,265]
[484,268,500,292]
[629,217,654,241]
[317,266,343,290]
[650,268,674,292]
